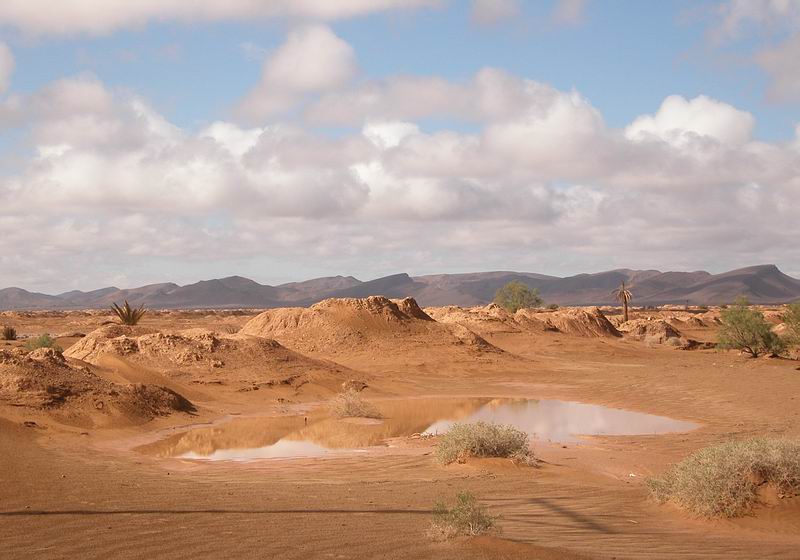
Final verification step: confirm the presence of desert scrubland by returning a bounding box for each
[1,298,799,559]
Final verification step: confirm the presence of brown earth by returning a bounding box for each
[1,300,800,559]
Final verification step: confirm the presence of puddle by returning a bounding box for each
[138,398,698,462]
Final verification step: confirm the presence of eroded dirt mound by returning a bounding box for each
[425,304,522,335]
[618,319,683,344]
[240,296,501,358]
[0,347,192,422]
[546,308,622,338]
[65,325,361,393]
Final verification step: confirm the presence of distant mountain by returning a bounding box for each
[1,265,799,310]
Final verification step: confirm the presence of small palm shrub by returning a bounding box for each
[329,389,382,419]
[2,325,16,341]
[647,438,800,517]
[24,334,62,352]
[111,301,147,326]
[428,492,495,540]
[435,421,534,465]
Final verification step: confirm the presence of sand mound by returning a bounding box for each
[0,347,193,423]
[618,319,682,344]
[425,304,522,335]
[65,325,361,393]
[240,296,501,358]
[545,308,622,338]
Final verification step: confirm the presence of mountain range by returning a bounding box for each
[2,265,799,311]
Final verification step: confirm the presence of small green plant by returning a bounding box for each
[647,438,800,517]
[2,325,16,341]
[24,334,62,352]
[435,421,534,465]
[111,300,147,326]
[718,297,785,357]
[547,303,559,310]
[329,389,382,419]
[493,281,543,313]
[428,492,495,540]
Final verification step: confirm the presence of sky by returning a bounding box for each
[1,0,799,292]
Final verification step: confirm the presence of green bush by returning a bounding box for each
[647,438,800,517]
[2,325,16,341]
[717,297,785,357]
[428,492,495,540]
[111,300,147,326]
[435,421,533,465]
[783,303,800,347]
[493,281,543,313]
[24,334,62,352]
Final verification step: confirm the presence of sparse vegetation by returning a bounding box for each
[329,388,382,419]
[493,281,543,313]
[547,303,559,310]
[111,300,147,326]
[717,297,785,357]
[612,280,633,322]
[428,491,496,540]
[2,325,16,341]
[647,438,800,517]
[24,334,62,352]
[783,303,800,347]
[435,421,534,465]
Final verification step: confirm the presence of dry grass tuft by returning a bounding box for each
[647,437,800,517]
[24,334,62,352]
[329,389,382,419]
[435,421,534,465]
[428,491,495,540]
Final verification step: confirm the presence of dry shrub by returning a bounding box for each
[2,326,16,341]
[328,389,382,419]
[435,421,534,465]
[647,438,800,517]
[428,492,495,540]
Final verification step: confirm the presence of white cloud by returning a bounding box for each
[470,0,520,25]
[709,0,800,42]
[551,0,587,25]
[2,70,800,291]
[237,24,356,120]
[625,95,755,147]
[0,42,14,94]
[0,0,442,35]
[756,34,800,102]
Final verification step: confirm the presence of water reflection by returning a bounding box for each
[138,397,697,462]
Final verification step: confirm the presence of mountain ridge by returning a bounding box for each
[1,265,798,311]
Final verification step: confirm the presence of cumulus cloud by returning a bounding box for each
[625,94,755,146]
[237,24,357,120]
[0,42,14,94]
[0,0,441,35]
[2,68,800,291]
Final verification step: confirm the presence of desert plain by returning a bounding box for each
[1,298,799,559]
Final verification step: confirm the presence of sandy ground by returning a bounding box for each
[1,308,800,559]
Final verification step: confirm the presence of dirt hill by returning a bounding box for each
[0,347,193,426]
[239,296,501,360]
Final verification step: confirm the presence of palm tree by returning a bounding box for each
[111,300,147,326]
[612,281,633,322]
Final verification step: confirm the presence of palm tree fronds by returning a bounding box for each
[111,300,147,326]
